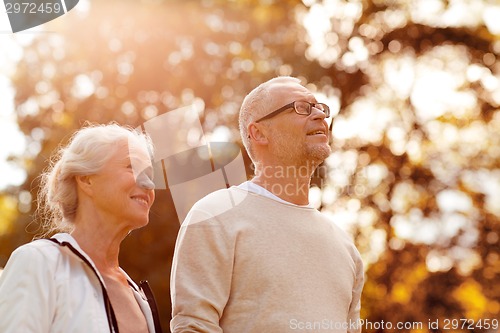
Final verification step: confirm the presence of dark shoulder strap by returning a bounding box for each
[45,238,120,333]
[139,280,163,333]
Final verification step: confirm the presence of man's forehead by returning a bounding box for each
[269,81,314,100]
[268,79,303,90]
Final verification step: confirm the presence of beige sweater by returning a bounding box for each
[170,187,364,333]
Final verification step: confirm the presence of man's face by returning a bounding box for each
[263,82,331,166]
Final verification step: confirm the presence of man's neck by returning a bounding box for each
[252,164,316,206]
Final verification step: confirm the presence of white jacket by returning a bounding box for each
[0,233,160,333]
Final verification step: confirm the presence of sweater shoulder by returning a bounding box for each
[192,187,244,209]
[312,212,363,259]
[183,187,250,225]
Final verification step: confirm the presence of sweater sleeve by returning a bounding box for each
[347,250,364,333]
[170,214,234,333]
[0,244,56,333]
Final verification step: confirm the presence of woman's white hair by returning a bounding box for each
[239,76,301,162]
[36,122,153,237]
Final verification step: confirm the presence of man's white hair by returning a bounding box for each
[239,76,301,162]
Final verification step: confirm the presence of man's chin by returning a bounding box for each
[308,144,331,162]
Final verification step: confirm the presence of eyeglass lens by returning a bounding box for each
[294,101,329,116]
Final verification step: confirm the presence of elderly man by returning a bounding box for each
[170,76,364,333]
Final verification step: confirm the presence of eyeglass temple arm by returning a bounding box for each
[254,102,295,123]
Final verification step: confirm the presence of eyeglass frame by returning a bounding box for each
[254,101,331,123]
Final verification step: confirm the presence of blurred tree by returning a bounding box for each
[1,0,498,332]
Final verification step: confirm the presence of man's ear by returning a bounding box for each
[75,175,93,196]
[248,123,269,146]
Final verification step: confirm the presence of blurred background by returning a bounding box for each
[0,0,499,332]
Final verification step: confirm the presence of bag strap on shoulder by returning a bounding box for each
[45,238,120,333]
[139,280,163,333]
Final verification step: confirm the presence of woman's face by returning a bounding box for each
[88,138,155,230]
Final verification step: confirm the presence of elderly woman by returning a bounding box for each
[0,123,162,333]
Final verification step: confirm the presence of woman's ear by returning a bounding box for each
[75,175,93,196]
[248,123,269,146]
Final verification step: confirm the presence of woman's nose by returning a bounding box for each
[137,171,155,190]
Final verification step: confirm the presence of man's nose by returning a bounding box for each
[310,106,327,120]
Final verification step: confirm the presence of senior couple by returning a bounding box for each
[0,76,363,333]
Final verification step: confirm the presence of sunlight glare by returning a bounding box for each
[483,5,500,35]
[0,40,27,190]
[437,190,473,213]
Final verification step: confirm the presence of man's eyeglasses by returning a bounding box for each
[254,101,330,123]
